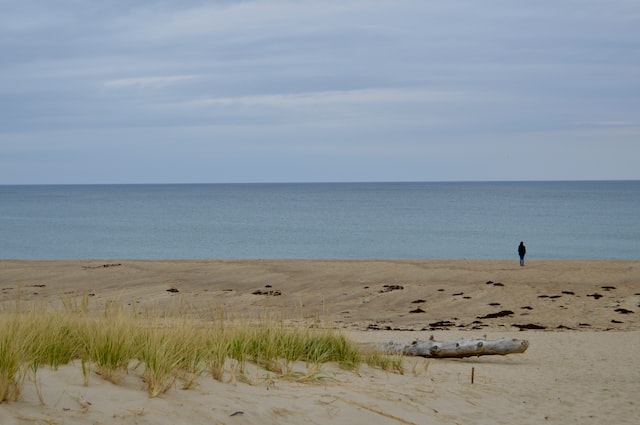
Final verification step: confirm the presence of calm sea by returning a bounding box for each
[0,181,638,260]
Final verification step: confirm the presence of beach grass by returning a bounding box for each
[0,296,404,401]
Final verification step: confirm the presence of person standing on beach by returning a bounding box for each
[518,241,526,266]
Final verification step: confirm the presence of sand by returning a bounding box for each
[1,259,639,424]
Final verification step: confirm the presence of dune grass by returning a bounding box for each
[0,315,26,402]
[0,296,406,402]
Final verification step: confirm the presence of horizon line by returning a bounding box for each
[2,178,639,187]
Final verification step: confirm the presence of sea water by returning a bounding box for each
[0,181,638,260]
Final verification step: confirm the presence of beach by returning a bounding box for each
[1,259,639,424]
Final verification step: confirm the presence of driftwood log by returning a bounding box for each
[380,336,529,358]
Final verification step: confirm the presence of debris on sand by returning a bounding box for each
[477,310,514,319]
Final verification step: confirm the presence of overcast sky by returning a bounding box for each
[1,0,639,184]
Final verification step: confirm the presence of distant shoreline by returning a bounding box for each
[2,257,638,261]
[2,178,640,186]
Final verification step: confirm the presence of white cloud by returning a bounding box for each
[103,75,197,89]
[181,88,464,108]
[116,0,372,42]
[591,121,638,127]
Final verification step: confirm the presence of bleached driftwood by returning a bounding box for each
[379,336,529,358]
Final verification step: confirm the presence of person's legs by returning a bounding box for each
[520,255,524,266]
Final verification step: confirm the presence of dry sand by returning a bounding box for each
[1,259,639,424]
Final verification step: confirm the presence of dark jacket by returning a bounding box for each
[518,243,526,257]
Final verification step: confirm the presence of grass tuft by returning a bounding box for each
[0,298,409,402]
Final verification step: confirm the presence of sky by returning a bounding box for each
[1,0,639,184]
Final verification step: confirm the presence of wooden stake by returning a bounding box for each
[471,367,475,384]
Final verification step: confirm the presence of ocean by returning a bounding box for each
[0,181,638,260]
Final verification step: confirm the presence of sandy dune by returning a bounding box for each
[1,260,639,424]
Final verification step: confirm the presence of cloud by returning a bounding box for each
[103,75,198,89]
[114,1,371,42]
[590,121,638,127]
[181,88,462,108]
[1,0,639,183]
